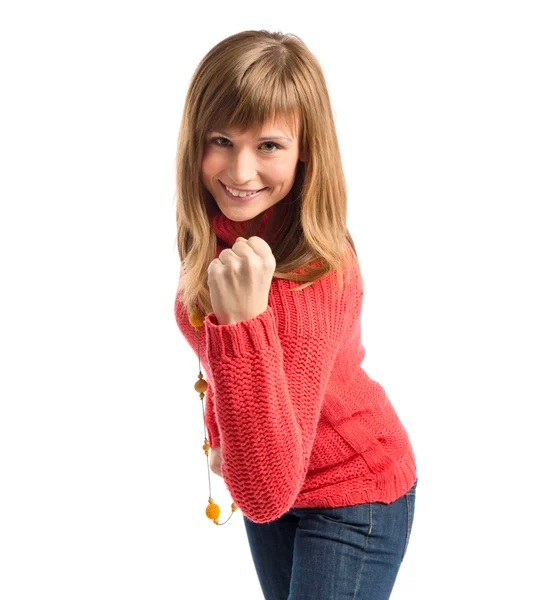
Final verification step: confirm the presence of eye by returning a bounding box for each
[210,136,231,147]
[261,141,281,153]
[209,137,282,153]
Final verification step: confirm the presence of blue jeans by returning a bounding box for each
[243,478,417,600]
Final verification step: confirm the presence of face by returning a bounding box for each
[201,116,306,222]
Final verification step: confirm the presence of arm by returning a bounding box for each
[203,267,354,523]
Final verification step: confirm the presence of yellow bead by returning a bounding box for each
[206,501,221,520]
[189,308,204,329]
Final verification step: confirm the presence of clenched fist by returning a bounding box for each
[207,236,276,325]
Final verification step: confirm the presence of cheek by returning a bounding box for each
[270,160,298,180]
[201,151,224,178]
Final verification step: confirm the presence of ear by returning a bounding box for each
[299,146,308,163]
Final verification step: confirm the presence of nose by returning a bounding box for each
[227,147,257,186]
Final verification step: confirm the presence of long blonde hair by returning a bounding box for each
[175,30,362,316]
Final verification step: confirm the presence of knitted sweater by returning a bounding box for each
[174,194,417,524]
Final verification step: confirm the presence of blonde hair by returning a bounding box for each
[175,29,362,316]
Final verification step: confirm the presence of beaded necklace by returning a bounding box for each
[190,191,293,524]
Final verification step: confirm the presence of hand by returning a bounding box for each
[210,446,223,477]
[207,236,276,325]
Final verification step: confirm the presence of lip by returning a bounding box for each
[220,181,267,202]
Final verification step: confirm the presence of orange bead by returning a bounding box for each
[194,377,208,394]
[189,308,204,329]
[206,501,221,521]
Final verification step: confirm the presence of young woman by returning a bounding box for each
[174,29,418,600]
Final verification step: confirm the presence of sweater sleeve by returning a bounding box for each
[203,268,353,524]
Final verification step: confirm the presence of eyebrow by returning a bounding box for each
[210,130,293,143]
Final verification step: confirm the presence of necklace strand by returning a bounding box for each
[190,302,238,525]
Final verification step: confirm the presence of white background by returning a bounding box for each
[1,1,547,598]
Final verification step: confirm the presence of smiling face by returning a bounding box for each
[201,116,306,222]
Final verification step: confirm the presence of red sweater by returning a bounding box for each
[174,196,417,524]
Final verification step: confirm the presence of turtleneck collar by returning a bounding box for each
[211,189,294,250]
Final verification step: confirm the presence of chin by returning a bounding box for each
[222,206,262,221]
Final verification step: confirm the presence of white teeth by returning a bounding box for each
[224,183,261,197]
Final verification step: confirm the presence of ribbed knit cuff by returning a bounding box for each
[203,305,279,360]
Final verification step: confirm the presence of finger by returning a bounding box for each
[216,246,247,264]
[207,257,223,272]
[244,236,276,267]
[230,238,257,258]
[243,235,272,256]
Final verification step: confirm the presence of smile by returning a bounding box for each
[220,181,267,201]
